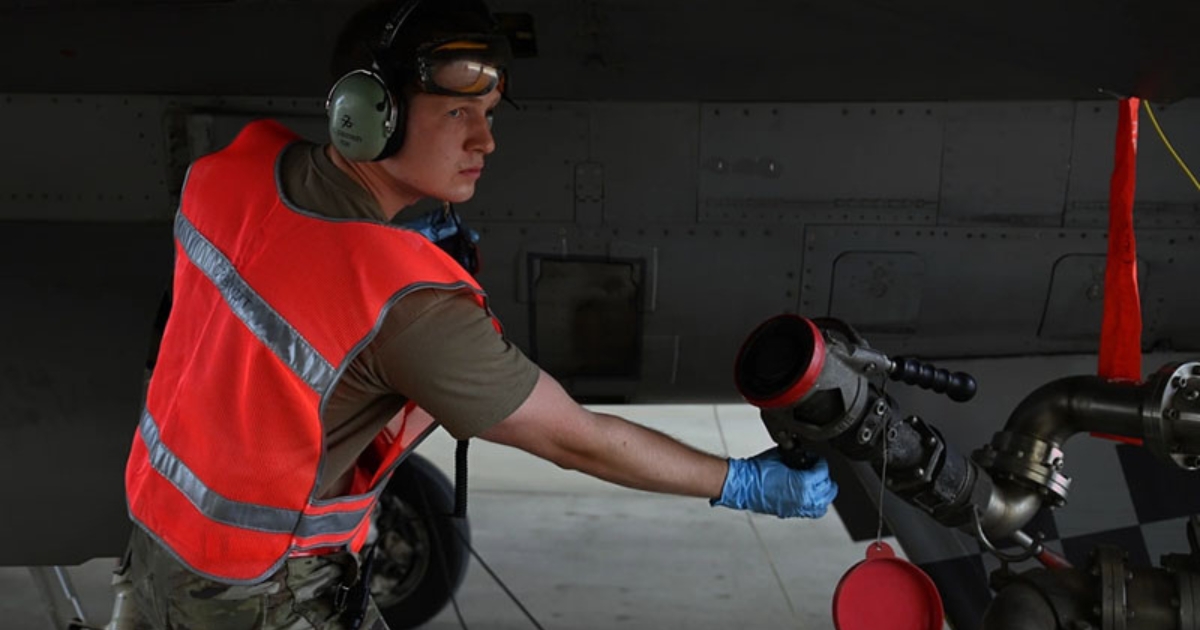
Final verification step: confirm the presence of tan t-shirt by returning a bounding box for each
[277,142,539,497]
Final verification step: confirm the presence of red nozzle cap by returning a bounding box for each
[734,315,826,409]
[833,542,945,630]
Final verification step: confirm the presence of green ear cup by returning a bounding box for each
[325,70,397,162]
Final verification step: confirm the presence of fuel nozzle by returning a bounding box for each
[735,315,994,530]
[734,316,978,426]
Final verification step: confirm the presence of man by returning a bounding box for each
[116,0,839,628]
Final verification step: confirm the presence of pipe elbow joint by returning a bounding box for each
[977,479,1044,541]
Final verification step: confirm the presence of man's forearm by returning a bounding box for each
[480,370,837,519]
[480,370,729,500]
[550,411,729,499]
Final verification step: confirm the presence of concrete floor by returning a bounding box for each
[1,404,945,630]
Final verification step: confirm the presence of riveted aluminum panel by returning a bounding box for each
[0,94,171,221]
[1065,100,1200,228]
[475,221,804,398]
[590,103,699,225]
[1141,232,1200,349]
[701,205,937,226]
[463,102,590,223]
[801,226,1200,357]
[829,252,925,335]
[698,102,943,223]
[641,223,802,333]
[802,226,1067,356]
[938,102,1074,225]
[1038,254,1146,341]
[161,97,329,196]
[170,99,329,157]
[628,223,804,398]
[471,222,587,351]
[574,162,604,225]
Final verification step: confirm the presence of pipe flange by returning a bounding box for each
[1093,545,1129,630]
[1144,362,1200,471]
[975,431,1071,504]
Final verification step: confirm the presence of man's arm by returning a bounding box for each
[379,292,836,517]
[479,369,729,499]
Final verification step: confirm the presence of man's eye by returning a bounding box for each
[448,108,463,118]
[486,111,495,129]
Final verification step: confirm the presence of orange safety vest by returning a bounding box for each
[125,119,495,583]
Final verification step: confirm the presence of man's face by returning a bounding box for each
[381,89,501,204]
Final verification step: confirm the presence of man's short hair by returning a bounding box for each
[329,0,498,82]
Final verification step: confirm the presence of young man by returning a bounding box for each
[117,1,838,628]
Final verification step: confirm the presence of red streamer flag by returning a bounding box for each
[1098,98,1143,383]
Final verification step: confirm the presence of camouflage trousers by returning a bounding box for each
[115,527,389,630]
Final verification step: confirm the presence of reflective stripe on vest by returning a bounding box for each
[175,211,336,394]
[138,409,369,537]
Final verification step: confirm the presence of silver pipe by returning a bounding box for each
[979,481,1043,541]
[1003,375,1145,445]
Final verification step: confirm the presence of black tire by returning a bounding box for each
[370,453,470,629]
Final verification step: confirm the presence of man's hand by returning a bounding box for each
[711,448,838,518]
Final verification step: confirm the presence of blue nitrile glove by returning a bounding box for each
[710,448,839,518]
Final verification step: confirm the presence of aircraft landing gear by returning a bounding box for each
[371,453,471,629]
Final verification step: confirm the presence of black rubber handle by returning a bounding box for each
[890,357,978,402]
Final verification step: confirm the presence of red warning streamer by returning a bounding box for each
[1094,98,1144,445]
[1099,98,1142,381]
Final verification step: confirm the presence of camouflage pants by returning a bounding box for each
[117,527,389,630]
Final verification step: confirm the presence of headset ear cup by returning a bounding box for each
[375,98,407,160]
[326,70,396,162]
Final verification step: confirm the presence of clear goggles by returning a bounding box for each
[414,36,511,97]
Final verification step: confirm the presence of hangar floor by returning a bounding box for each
[0,404,950,630]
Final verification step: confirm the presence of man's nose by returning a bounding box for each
[469,116,496,154]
